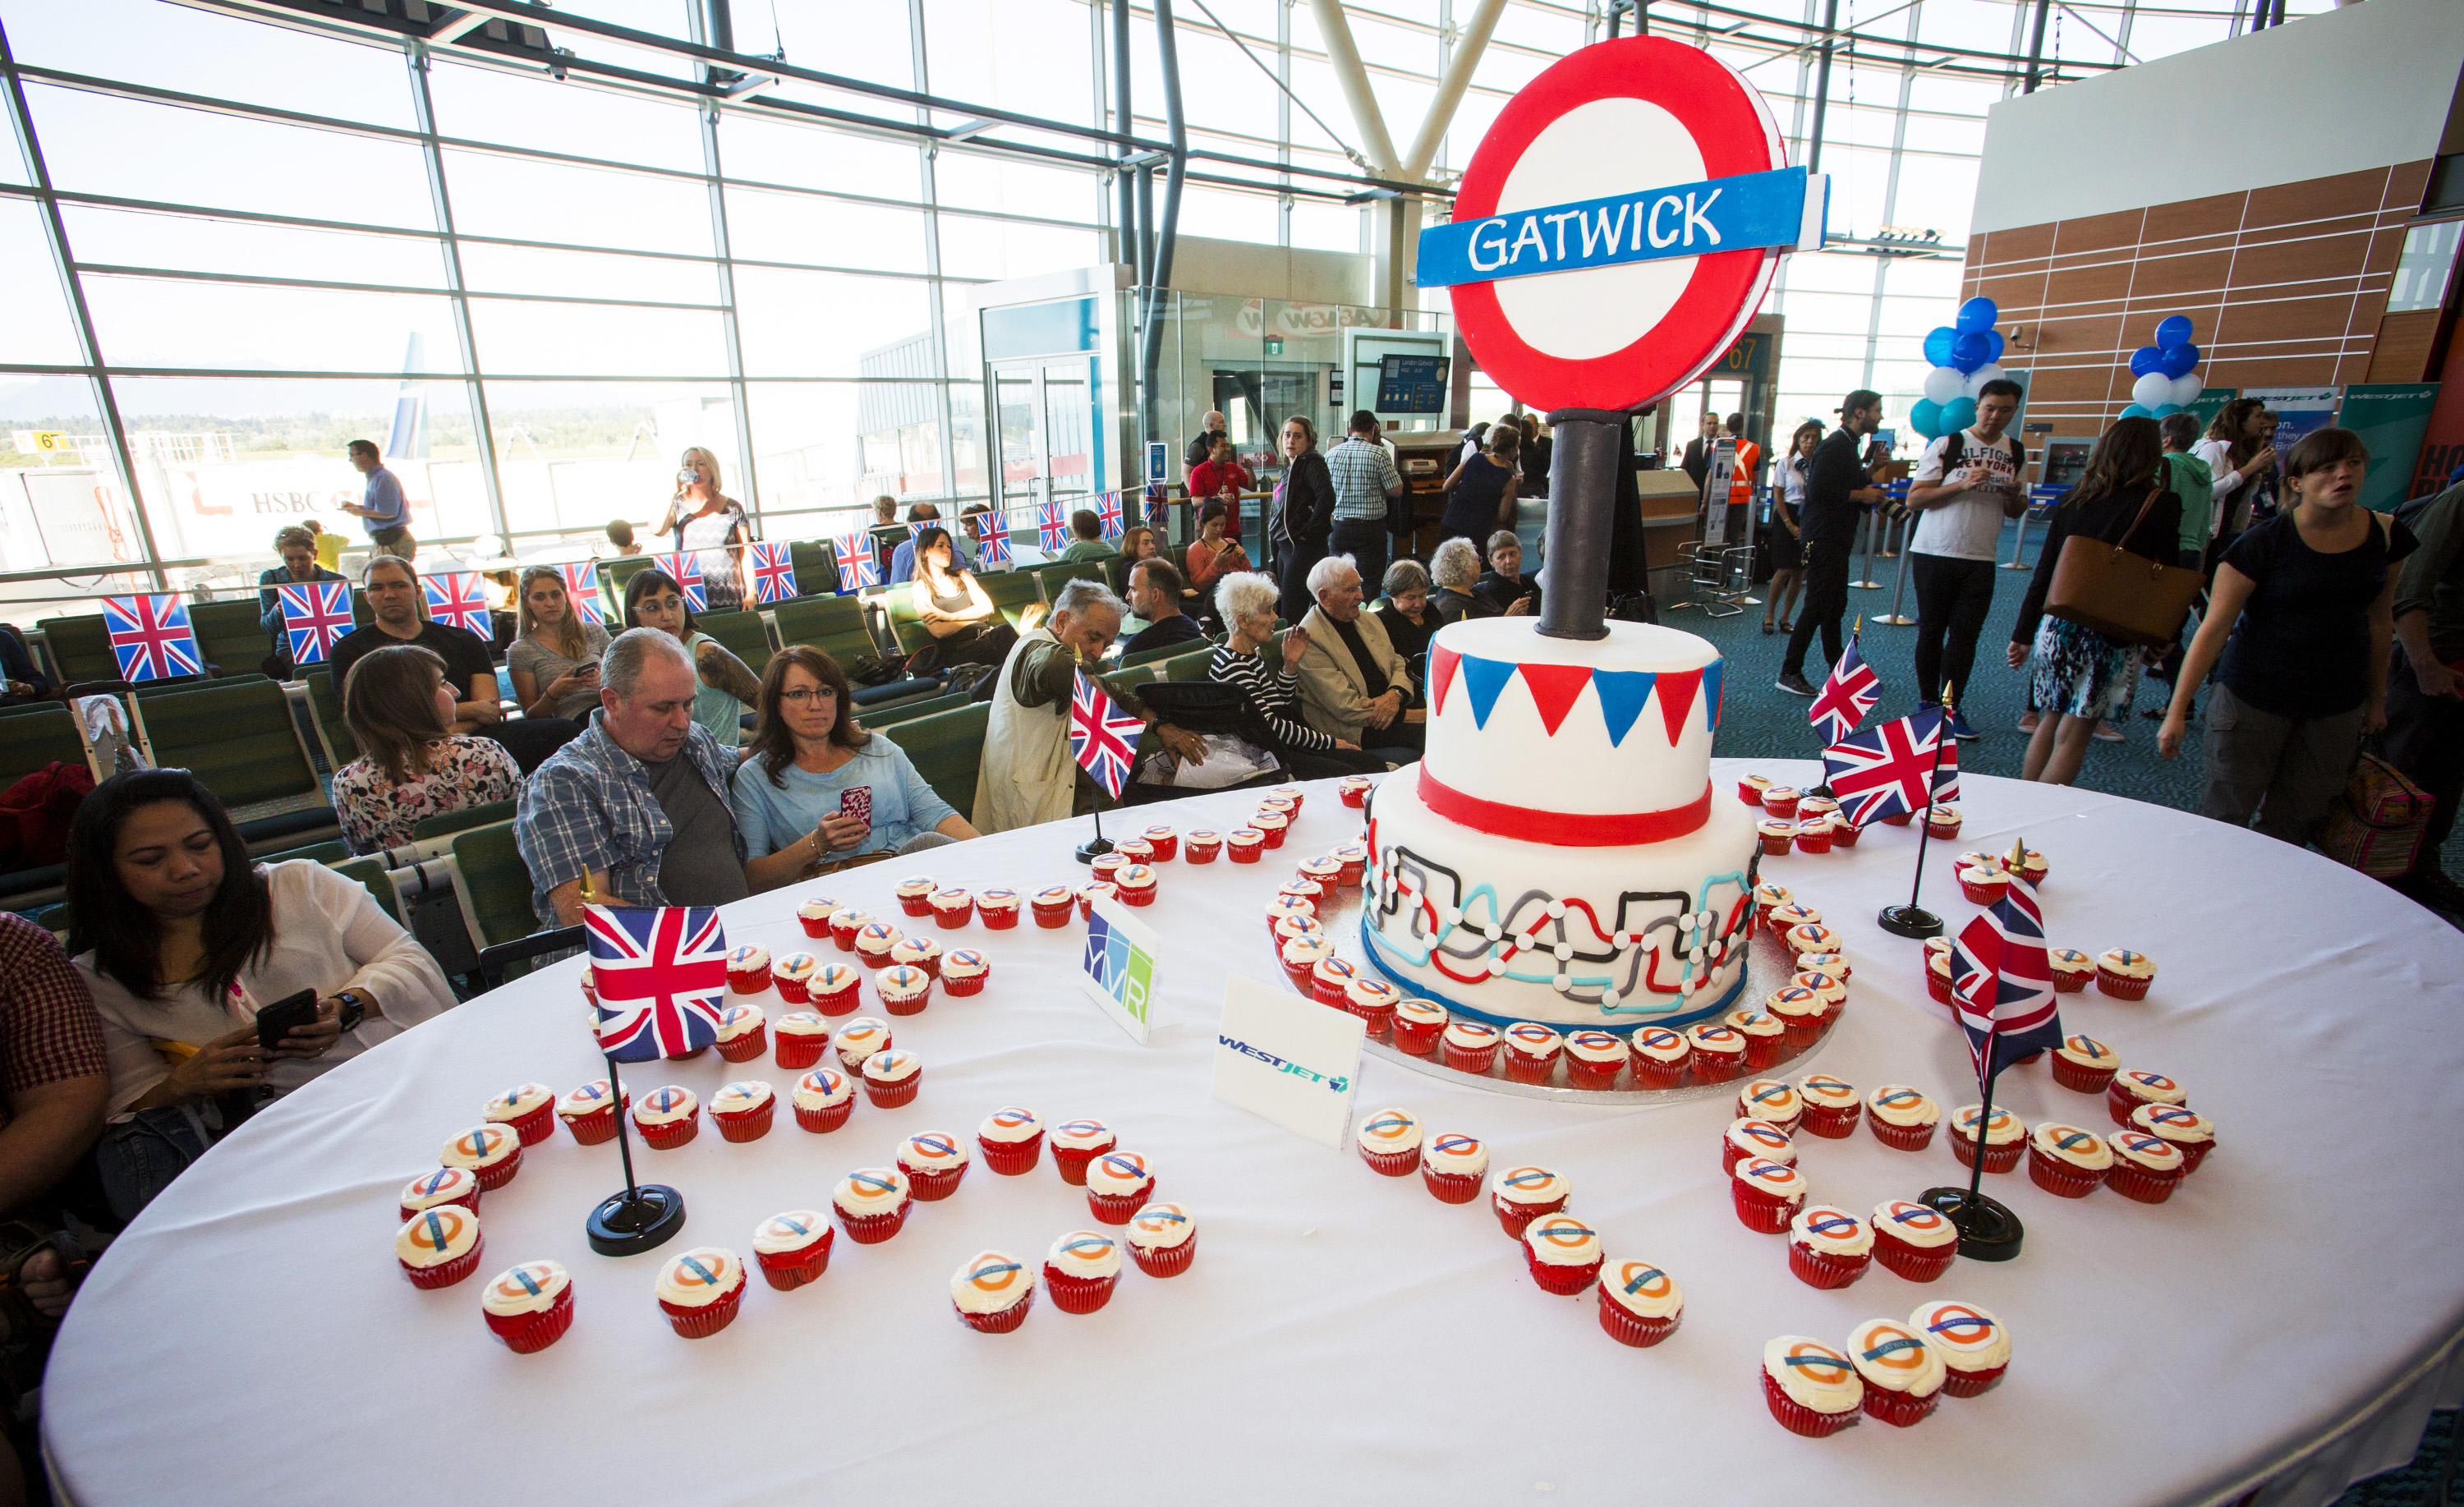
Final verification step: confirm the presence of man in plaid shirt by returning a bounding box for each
[0,914,108,1330]
[1325,411,1404,590]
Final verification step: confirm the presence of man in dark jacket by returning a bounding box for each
[1777,391,1888,696]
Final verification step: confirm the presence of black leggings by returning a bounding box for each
[1781,535,1854,677]
[1910,554,1997,709]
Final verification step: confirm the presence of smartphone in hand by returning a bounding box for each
[254,989,321,1052]
[839,786,872,826]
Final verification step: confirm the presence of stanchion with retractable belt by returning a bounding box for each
[1850,509,1882,590]
[2002,485,2058,570]
[1875,522,1917,625]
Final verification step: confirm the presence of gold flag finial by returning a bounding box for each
[1941,681,1956,710]
[2007,835,2027,871]
[1854,614,1863,636]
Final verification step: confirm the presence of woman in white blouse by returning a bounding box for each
[67,770,452,1215]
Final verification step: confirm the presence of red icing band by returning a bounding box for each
[1416,769,1711,846]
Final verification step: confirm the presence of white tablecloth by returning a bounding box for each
[43,768,2464,1506]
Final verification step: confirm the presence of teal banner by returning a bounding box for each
[2339,384,2442,512]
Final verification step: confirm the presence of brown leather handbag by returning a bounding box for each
[2043,489,2203,647]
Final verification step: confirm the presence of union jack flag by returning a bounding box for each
[1068,670,1144,799]
[1809,635,1881,743]
[277,581,353,665]
[1097,491,1124,541]
[103,594,202,682]
[653,552,707,612]
[747,540,798,604]
[1949,869,2062,1085]
[422,570,493,636]
[584,904,729,1063]
[556,561,606,627]
[1037,499,1069,553]
[977,513,1014,569]
[831,532,878,592]
[1821,705,1961,828]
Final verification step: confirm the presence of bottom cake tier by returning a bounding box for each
[1359,773,1764,1033]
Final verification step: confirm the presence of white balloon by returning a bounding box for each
[2131,371,2172,411]
[1962,363,2007,399]
[1922,365,1965,405]
[2169,374,2204,407]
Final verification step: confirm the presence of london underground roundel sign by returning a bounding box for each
[1418,36,1827,414]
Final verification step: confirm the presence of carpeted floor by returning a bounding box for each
[1682,517,2464,889]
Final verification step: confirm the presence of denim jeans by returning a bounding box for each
[95,1103,218,1224]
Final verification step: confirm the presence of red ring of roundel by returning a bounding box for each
[1447,35,1782,414]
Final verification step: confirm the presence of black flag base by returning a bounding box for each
[1877,903,1944,939]
[1917,1186,2025,1261]
[1073,835,1115,864]
[586,1183,686,1257]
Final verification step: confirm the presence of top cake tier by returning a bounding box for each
[1422,617,1723,843]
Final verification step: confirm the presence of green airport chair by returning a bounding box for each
[304,670,355,769]
[411,799,517,843]
[981,570,1040,630]
[771,594,869,650]
[0,705,85,783]
[879,702,989,824]
[32,614,118,686]
[696,609,775,673]
[788,539,839,600]
[131,679,338,849]
[862,691,964,730]
[189,599,269,678]
[329,855,404,924]
[450,820,541,953]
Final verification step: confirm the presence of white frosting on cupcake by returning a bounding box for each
[710,1081,773,1117]
[1797,1074,1858,1110]
[1791,1204,1872,1257]
[2031,1122,2112,1170]
[889,937,941,971]
[481,1260,568,1316]
[1274,913,1326,944]
[1752,882,1793,909]
[797,898,840,925]
[862,1048,920,1087]
[395,1205,479,1267]
[831,907,873,932]
[854,921,903,958]
[1738,1079,1799,1121]
[727,942,770,974]
[1442,1019,1501,1052]
[1910,1300,2008,1368]
[715,1005,764,1043]
[834,1018,891,1064]
[1757,819,1797,840]
[1951,1105,2025,1146]
[895,875,936,901]
[1492,1165,1568,1206]
[1630,1027,1689,1064]
[1227,828,1263,848]
[1726,1119,1795,1165]
[557,1081,619,1119]
[1085,1151,1153,1197]
[1766,903,1821,932]
[1685,1023,1745,1055]
[1925,805,1961,828]
[1565,1030,1625,1065]
[1356,1107,1422,1156]
[1763,1336,1861,1413]
[1311,957,1358,990]
[632,1087,696,1127]
[775,1012,831,1043]
[1050,1118,1112,1151]
[1763,786,1799,806]
[941,949,990,981]
[1791,970,1848,1005]
[1425,1133,1487,1179]
[1726,1009,1783,1042]
[978,1106,1041,1143]
[833,1168,908,1217]
[1784,923,1839,954]
[1795,952,1850,978]
[1115,863,1157,892]
[1850,1318,1946,1395]
[2131,1104,2215,1146]
[950,1250,1031,1313]
[1502,1022,1562,1059]
[977,887,1020,911]
[1766,986,1823,1022]
[1731,1156,1804,1200]
[2055,1034,2119,1069]
[1873,1200,1958,1249]
[1395,998,1450,1029]
[899,1130,968,1173]
[1033,885,1076,908]
[814,963,861,997]
[1955,852,2005,882]
[1046,1230,1121,1280]
[1280,934,1334,969]
[929,887,972,911]
[2048,947,2094,974]
[401,1166,478,1210]
[441,1123,519,1170]
[656,1247,741,1307]
[485,1082,554,1123]
[1346,978,1400,1013]
[2099,948,2156,978]
[1602,1259,1682,1320]
[2116,1069,2185,1105]
[1869,1085,1939,1128]
[773,952,820,986]
[1523,1213,1601,1267]
[1127,1202,1195,1252]
[876,965,931,1005]
[2111,1130,2185,1173]
[752,1211,829,1256]
[792,1068,851,1110]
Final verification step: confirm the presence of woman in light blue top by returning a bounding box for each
[729,645,980,891]
[624,566,759,748]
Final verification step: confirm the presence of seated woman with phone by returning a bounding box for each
[730,647,981,890]
[66,770,454,1220]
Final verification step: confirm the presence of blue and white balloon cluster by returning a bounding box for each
[2121,315,2203,420]
[1911,296,2007,440]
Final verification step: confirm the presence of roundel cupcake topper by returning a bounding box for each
[1418,35,1824,413]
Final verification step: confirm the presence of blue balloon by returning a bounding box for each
[2120,403,2154,420]
[1923,326,1958,367]
[2154,315,2195,349]
[1909,398,1943,440]
[2152,404,2183,418]
[1956,296,1998,334]
[1938,397,1978,435]
[1950,331,1991,373]
[2129,345,2166,378]
[2158,342,2199,379]
[1984,330,2006,365]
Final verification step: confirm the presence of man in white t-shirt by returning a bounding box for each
[1905,379,2025,741]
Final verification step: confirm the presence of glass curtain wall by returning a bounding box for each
[0,0,2332,618]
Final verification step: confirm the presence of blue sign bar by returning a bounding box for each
[1416,166,1823,289]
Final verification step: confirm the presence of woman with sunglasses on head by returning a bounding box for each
[67,770,451,1218]
[655,446,752,612]
[507,564,611,723]
[729,647,981,890]
[624,567,761,749]
[2159,427,2412,843]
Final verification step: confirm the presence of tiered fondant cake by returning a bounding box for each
[1362,616,1760,1031]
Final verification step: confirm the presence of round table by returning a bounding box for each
[43,768,2464,1506]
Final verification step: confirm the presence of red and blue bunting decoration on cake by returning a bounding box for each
[1429,645,1723,746]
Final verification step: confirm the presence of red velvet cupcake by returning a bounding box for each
[1867,1085,1939,1151]
[482,1082,557,1146]
[1723,1117,1796,1175]
[1049,1117,1115,1184]
[480,1260,572,1353]
[1948,1104,2025,1174]
[2131,1104,2216,1174]
[1440,1019,1503,1076]
[1628,1027,1691,1088]
[630,1087,698,1151]
[1870,1200,1959,1282]
[1126,1203,1198,1277]
[1084,1150,1156,1224]
[1910,1300,2009,1396]
[1491,1165,1569,1238]
[1685,1023,1747,1084]
[1563,1031,1626,1090]
[1730,1156,1805,1234]
[399,1165,481,1223]
[2107,1130,2187,1202]
[708,1080,776,1143]
[1786,1204,1873,1289]
[1354,1106,1422,1176]
[1597,1258,1684,1348]
[1422,1133,1487,1204]
[1762,1337,1863,1437]
[1795,1074,1861,1138]
[950,1249,1033,1332]
[2026,1122,2112,1198]
[1501,1022,1565,1085]
[1848,1318,1946,1427]
[791,1068,854,1133]
[554,1081,627,1146]
[439,1123,522,1190]
[831,1168,913,1244]
[1043,1230,1122,1314]
[2050,1032,2121,1093]
[655,1246,747,1337]
[1522,1213,1604,1295]
[396,1205,482,1289]
[1390,998,1449,1057]
[751,1211,834,1290]
[897,1130,971,1200]
[977,1106,1044,1174]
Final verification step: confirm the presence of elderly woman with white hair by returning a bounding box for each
[1207,572,1388,776]
[1429,537,1497,626]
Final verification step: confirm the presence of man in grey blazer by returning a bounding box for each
[1295,555,1423,765]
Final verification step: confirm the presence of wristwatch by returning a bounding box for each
[333,990,368,1033]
